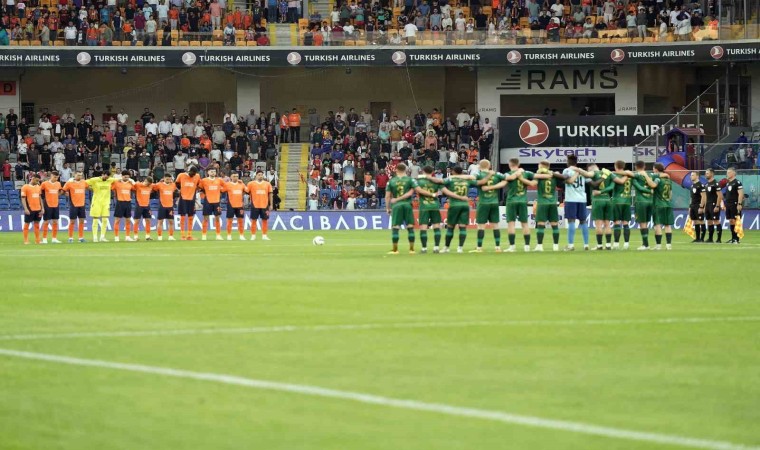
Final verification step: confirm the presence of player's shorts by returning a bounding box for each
[475,204,499,224]
[114,200,132,218]
[564,202,587,221]
[43,207,60,221]
[226,206,244,219]
[250,207,269,221]
[689,205,704,221]
[726,203,741,220]
[506,202,529,223]
[157,206,174,221]
[24,210,42,223]
[419,208,442,227]
[133,205,152,220]
[705,202,720,221]
[391,203,415,227]
[446,205,470,227]
[178,198,196,216]
[634,202,653,224]
[654,206,674,226]
[90,202,109,218]
[612,203,632,222]
[69,206,86,219]
[535,203,559,223]
[591,200,613,221]
[202,201,222,216]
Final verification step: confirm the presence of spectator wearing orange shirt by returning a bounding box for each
[169,6,179,30]
[21,173,44,245]
[153,173,177,240]
[246,170,273,240]
[112,171,136,241]
[132,177,154,241]
[222,172,247,240]
[288,108,301,143]
[62,171,88,243]
[86,24,98,46]
[40,170,62,244]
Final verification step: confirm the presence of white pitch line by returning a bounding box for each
[1,316,758,342]
[0,348,755,450]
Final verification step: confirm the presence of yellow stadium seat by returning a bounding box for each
[212,30,223,40]
[9,40,18,46]
[433,39,444,45]
[190,40,201,46]
[18,40,29,46]
[344,40,355,46]
[355,40,367,46]
[212,41,223,46]
[112,41,121,46]
[455,39,466,45]
[422,39,433,45]
[201,40,212,46]
[246,40,257,46]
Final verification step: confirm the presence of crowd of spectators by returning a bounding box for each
[304,105,493,210]
[0,106,291,193]
[301,0,719,45]
[0,0,277,46]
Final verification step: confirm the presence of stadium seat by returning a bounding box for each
[0,200,10,210]
[212,30,223,41]
[201,40,212,46]
[190,41,201,46]
[0,190,7,199]
[3,181,14,190]
[246,40,257,46]
[212,41,223,46]
[112,41,121,46]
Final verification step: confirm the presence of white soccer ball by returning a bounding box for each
[312,236,325,246]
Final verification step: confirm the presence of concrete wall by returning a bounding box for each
[637,65,697,115]
[20,68,237,124]
[259,67,447,120]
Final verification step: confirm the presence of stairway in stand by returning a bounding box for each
[278,143,310,210]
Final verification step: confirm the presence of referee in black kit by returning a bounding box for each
[704,168,724,243]
[689,172,706,242]
[724,167,745,244]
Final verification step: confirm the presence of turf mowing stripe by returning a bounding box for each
[0,348,756,450]
[2,316,758,342]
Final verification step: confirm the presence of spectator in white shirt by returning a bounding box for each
[38,117,53,143]
[117,109,129,126]
[404,22,418,44]
[145,118,159,136]
[173,150,187,175]
[456,108,471,128]
[59,163,72,182]
[550,0,564,17]
[171,120,183,137]
[223,111,237,124]
[158,117,172,135]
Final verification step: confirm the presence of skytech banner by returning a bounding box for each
[0,41,759,67]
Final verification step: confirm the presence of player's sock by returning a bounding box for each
[508,233,515,246]
[623,225,631,243]
[580,223,589,246]
[226,219,233,235]
[613,225,621,242]
[605,233,612,244]
[552,228,559,245]
[707,224,714,240]
[262,220,268,235]
[717,225,722,241]
[666,232,672,244]
[407,228,415,248]
[567,221,576,245]
[69,222,74,239]
[445,227,454,247]
[392,228,399,245]
[237,219,244,235]
[125,221,132,236]
[23,223,29,243]
[655,234,662,245]
[52,221,58,239]
[640,229,649,247]
[420,230,428,248]
[78,221,84,239]
[251,221,257,237]
[100,218,108,239]
[33,223,40,243]
[477,229,484,248]
[493,229,500,247]
[523,233,530,245]
[536,225,545,245]
[596,234,603,245]
[168,220,174,237]
[157,222,163,237]
[114,219,120,238]
[144,219,151,236]
[202,218,208,235]
[180,216,186,237]
[42,222,48,239]
[92,219,99,241]
[215,218,221,235]
[433,228,441,246]
[458,228,467,247]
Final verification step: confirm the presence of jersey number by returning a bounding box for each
[455,185,468,196]
[662,183,672,201]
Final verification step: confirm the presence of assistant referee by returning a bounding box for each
[724,167,745,244]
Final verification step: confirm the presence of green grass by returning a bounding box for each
[0,230,759,450]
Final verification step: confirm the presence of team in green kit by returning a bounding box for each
[384,158,673,254]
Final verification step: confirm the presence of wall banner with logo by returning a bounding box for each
[498,114,717,163]
[0,42,758,68]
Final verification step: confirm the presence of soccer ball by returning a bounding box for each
[312,236,325,246]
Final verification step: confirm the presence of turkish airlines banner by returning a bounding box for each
[0,42,758,67]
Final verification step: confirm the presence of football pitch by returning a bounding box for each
[1,230,759,450]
